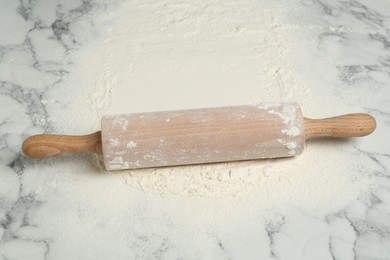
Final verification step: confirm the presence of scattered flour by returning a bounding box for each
[44,0,376,217]
[281,126,301,137]
[109,138,120,146]
[126,141,137,149]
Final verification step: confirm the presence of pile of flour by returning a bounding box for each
[45,0,377,217]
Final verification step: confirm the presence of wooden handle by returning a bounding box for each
[22,131,102,159]
[304,113,376,140]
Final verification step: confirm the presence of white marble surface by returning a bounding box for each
[1,0,390,259]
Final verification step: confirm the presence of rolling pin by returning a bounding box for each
[22,103,376,170]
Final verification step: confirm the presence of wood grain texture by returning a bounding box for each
[22,131,102,159]
[101,103,305,170]
[304,113,376,140]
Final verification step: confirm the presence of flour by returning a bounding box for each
[281,127,300,137]
[277,139,298,155]
[44,0,376,217]
[109,138,120,146]
[126,141,137,149]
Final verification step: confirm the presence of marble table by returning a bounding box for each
[1,0,389,259]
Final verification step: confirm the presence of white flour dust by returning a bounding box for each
[45,0,376,217]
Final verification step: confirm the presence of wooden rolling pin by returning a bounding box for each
[22,103,376,170]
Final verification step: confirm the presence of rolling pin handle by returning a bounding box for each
[22,131,102,159]
[304,113,376,140]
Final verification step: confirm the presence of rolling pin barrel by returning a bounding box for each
[101,103,306,170]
